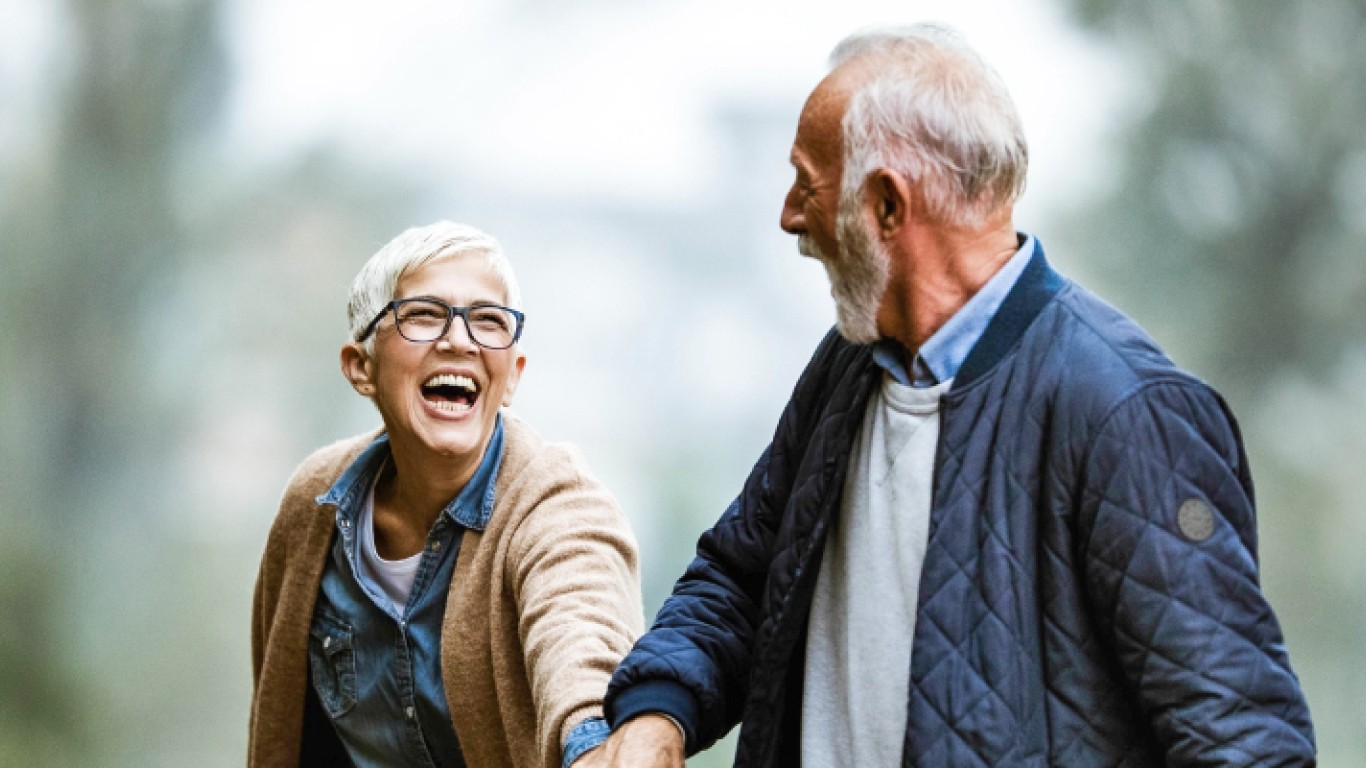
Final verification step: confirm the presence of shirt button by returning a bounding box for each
[323,636,332,650]
[339,519,349,528]
[406,706,416,719]
[431,540,442,551]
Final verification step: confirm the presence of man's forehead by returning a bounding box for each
[794,67,860,166]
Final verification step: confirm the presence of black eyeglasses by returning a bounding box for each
[357,298,525,349]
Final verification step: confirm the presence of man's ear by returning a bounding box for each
[341,342,377,397]
[866,168,913,238]
[502,351,527,407]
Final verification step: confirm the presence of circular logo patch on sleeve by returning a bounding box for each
[1177,498,1215,542]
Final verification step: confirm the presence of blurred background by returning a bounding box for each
[1,0,1363,764]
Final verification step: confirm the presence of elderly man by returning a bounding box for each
[588,23,1315,768]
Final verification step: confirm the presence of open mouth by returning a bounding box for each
[421,373,479,413]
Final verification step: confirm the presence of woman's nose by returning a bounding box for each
[435,316,479,352]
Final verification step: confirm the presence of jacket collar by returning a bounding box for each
[950,237,1065,391]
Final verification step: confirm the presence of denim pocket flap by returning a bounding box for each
[308,611,357,717]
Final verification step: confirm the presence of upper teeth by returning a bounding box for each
[425,373,476,392]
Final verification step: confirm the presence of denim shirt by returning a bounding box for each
[872,233,1035,386]
[308,416,607,767]
[309,421,503,767]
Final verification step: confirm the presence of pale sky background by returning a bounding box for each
[217,0,1125,210]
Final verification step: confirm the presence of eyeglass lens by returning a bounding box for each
[393,299,519,348]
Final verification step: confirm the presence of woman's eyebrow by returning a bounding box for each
[401,293,503,305]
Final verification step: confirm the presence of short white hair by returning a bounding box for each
[831,23,1028,228]
[346,221,523,348]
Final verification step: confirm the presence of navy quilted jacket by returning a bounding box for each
[605,242,1315,766]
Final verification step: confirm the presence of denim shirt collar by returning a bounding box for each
[315,414,505,531]
[873,233,1036,387]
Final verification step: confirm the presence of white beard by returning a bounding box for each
[800,199,890,345]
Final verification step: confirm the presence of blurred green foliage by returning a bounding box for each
[1055,2,1366,762]
[2,0,221,761]
[1,1,416,764]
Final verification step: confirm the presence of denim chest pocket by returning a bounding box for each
[308,610,357,718]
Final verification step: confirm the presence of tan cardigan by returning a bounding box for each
[249,416,643,768]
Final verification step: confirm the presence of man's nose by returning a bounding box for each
[780,185,805,235]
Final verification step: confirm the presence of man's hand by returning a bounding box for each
[573,714,685,768]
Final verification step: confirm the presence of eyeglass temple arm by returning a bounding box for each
[356,301,397,342]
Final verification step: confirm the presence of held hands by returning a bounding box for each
[574,714,685,768]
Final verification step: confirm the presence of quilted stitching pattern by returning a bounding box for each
[607,255,1315,767]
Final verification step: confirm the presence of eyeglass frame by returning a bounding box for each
[356,298,526,349]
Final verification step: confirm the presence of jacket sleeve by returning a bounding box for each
[1079,379,1316,765]
[507,445,645,768]
[604,329,846,754]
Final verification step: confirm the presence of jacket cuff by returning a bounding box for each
[607,679,699,753]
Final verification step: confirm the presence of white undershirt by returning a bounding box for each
[800,376,950,767]
[356,464,422,616]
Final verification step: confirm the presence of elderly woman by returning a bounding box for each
[249,222,642,768]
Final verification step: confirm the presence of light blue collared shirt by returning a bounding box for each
[872,234,1035,387]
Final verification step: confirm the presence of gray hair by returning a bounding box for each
[346,221,523,350]
[831,23,1028,228]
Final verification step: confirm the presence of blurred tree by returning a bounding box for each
[1059,1,1366,394]
[0,0,415,764]
[1056,2,1366,762]
[1,0,225,761]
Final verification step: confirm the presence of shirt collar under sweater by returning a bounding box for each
[316,414,504,532]
[872,232,1035,387]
